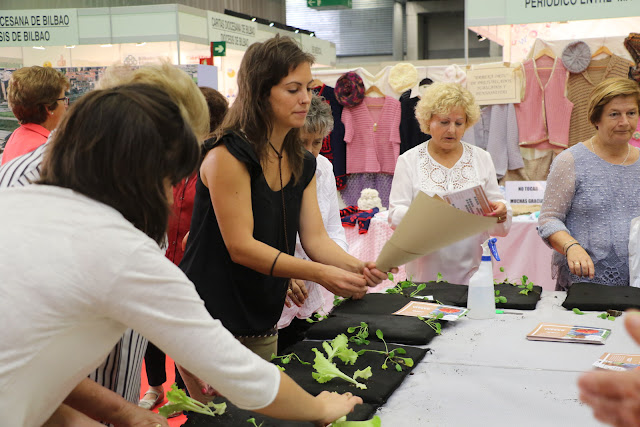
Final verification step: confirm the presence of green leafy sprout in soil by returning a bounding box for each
[306,312,329,323]
[572,308,585,315]
[418,312,444,335]
[270,352,311,371]
[247,418,263,427]
[356,329,414,372]
[494,289,507,304]
[347,322,370,345]
[159,383,226,418]
[311,348,372,389]
[334,295,349,307]
[517,275,535,295]
[598,312,616,321]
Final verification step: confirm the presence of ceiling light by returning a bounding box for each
[32,46,45,50]
[251,17,256,22]
[100,44,113,48]
[269,22,274,27]
[294,29,299,33]
[136,42,146,46]
[64,45,75,49]
[310,32,315,37]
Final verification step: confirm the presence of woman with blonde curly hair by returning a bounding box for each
[388,82,511,284]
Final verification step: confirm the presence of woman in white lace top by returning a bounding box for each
[388,82,511,285]
[539,78,640,290]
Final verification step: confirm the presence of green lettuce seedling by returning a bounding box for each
[247,418,264,427]
[270,352,311,371]
[306,312,329,323]
[418,312,444,335]
[334,295,349,307]
[311,348,371,389]
[494,289,507,304]
[357,329,414,372]
[159,383,226,418]
[572,308,585,315]
[347,322,370,345]
[323,334,359,365]
[330,415,382,426]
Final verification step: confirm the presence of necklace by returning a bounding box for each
[590,136,631,166]
[268,141,290,253]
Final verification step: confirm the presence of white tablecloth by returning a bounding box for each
[376,291,638,426]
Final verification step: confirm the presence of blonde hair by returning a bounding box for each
[8,66,70,124]
[98,62,209,141]
[415,82,480,134]
[588,77,640,127]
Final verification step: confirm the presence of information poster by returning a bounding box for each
[466,67,521,105]
[207,11,257,52]
[505,181,546,205]
[0,9,78,47]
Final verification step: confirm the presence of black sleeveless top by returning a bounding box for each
[180,131,316,336]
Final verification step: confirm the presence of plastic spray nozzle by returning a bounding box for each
[488,238,500,261]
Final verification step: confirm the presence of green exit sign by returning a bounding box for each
[307,0,352,9]
[211,41,226,56]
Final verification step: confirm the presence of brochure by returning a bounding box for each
[392,301,468,321]
[593,353,640,371]
[526,323,611,344]
[442,185,492,216]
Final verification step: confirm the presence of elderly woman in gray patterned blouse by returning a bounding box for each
[539,77,640,290]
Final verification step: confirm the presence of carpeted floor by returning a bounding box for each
[139,356,187,426]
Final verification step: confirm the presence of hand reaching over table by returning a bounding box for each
[579,312,640,426]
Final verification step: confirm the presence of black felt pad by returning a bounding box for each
[332,293,428,315]
[305,313,443,346]
[494,282,542,310]
[400,281,469,306]
[268,340,428,405]
[562,282,640,311]
[183,400,379,426]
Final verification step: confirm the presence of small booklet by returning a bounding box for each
[442,185,492,216]
[593,353,640,371]
[392,301,468,321]
[526,323,611,345]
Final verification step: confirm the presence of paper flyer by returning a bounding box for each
[593,353,640,371]
[392,301,468,321]
[375,191,497,272]
[526,323,611,344]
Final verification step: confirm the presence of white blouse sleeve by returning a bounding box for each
[102,240,280,411]
[317,156,348,252]
[538,150,575,245]
[476,148,512,237]
[388,151,416,229]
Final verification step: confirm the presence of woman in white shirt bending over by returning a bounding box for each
[0,84,361,427]
[388,82,511,285]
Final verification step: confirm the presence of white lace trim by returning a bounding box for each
[418,141,478,194]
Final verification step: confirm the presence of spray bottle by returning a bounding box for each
[467,237,500,320]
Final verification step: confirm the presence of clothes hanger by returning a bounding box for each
[591,45,613,59]
[364,84,385,98]
[534,46,556,61]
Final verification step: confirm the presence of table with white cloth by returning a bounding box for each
[375,291,637,426]
[344,211,556,291]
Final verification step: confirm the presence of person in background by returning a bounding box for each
[0,62,211,413]
[277,94,348,352]
[0,84,361,427]
[578,311,640,426]
[1,66,70,165]
[388,82,511,285]
[139,86,229,411]
[180,35,389,365]
[538,77,640,290]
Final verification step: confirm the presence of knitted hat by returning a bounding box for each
[442,64,466,85]
[561,41,591,74]
[388,63,418,94]
[624,33,640,65]
[335,71,365,107]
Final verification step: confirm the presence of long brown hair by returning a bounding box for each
[214,35,314,181]
[39,84,200,244]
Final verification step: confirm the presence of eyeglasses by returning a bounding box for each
[56,96,69,106]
